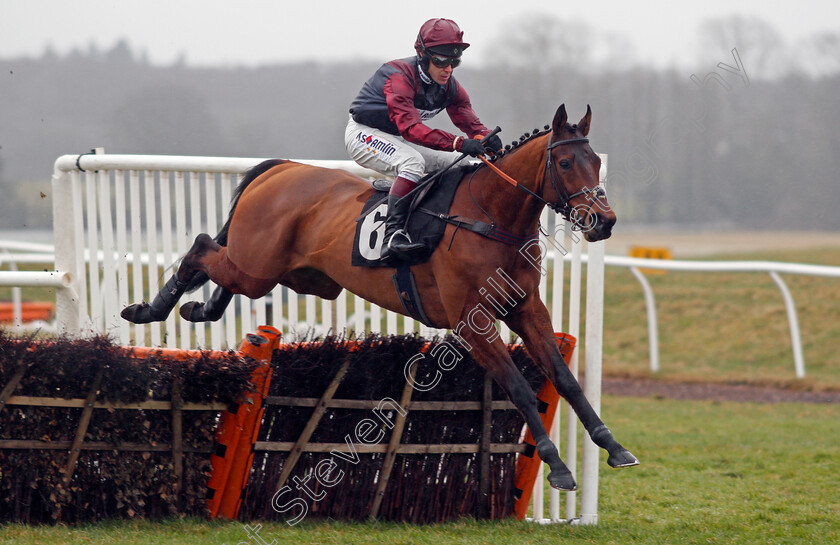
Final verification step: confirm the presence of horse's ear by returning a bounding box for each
[578,105,592,136]
[551,104,568,135]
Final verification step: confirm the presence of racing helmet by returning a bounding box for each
[414,18,470,59]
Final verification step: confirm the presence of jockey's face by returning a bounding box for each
[428,60,454,85]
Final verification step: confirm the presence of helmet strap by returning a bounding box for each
[416,56,432,84]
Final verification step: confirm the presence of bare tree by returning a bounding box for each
[696,16,789,79]
[487,13,594,72]
[794,32,840,77]
[487,12,636,72]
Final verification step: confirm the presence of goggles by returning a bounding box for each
[430,55,461,68]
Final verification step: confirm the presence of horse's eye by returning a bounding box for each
[559,159,572,170]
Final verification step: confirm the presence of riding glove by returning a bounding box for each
[459,138,488,157]
[483,134,503,154]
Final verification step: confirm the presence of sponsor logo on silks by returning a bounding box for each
[418,107,444,120]
[356,132,398,156]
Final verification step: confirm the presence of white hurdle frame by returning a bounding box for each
[51,151,608,524]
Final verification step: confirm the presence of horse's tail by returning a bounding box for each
[214,159,287,246]
[184,158,287,293]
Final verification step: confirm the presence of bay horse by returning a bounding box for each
[122,104,638,490]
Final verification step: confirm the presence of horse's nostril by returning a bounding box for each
[599,214,616,229]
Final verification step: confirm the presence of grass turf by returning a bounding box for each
[599,247,840,389]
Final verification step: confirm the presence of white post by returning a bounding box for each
[189,171,207,348]
[205,172,223,350]
[129,170,146,346]
[769,271,806,379]
[97,169,121,340]
[143,170,162,347]
[306,295,318,337]
[0,252,23,328]
[114,170,131,344]
[565,225,582,522]
[549,213,565,522]
[370,299,382,335]
[577,155,608,525]
[386,308,398,335]
[221,174,238,349]
[629,266,660,373]
[51,160,82,334]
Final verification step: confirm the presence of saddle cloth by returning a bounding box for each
[351,166,476,268]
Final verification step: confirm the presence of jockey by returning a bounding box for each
[346,18,503,263]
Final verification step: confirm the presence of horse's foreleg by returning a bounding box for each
[462,329,577,491]
[506,298,639,469]
[121,234,216,324]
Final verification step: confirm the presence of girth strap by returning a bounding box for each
[392,264,433,327]
[416,207,539,247]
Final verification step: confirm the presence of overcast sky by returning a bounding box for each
[1,0,836,68]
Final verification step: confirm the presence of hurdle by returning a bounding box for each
[203,330,577,522]
[49,150,608,524]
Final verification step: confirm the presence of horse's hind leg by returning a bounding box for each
[175,233,276,322]
[121,274,187,323]
[180,285,233,322]
[121,233,216,324]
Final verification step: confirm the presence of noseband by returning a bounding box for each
[476,134,609,232]
[543,137,607,229]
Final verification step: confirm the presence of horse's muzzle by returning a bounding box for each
[583,213,616,242]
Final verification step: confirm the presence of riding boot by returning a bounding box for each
[380,194,425,264]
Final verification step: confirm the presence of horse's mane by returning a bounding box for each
[489,122,581,163]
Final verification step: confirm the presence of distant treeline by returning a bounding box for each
[1,36,838,230]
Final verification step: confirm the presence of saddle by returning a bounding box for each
[352,165,477,268]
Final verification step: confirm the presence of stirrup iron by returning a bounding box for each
[387,228,412,250]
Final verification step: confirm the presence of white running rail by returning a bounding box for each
[46,150,607,526]
[557,253,840,379]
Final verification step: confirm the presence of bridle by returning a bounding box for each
[543,136,608,230]
[478,135,608,231]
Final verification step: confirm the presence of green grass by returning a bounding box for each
[4,394,839,544]
[600,247,840,389]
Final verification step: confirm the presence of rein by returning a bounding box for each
[413,133,609,249]
[479,136,607,231]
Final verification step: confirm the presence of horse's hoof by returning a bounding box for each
[121,303,155,324]
[179,301,203,322]
[608,448,640,468]
[547,469,577,491]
